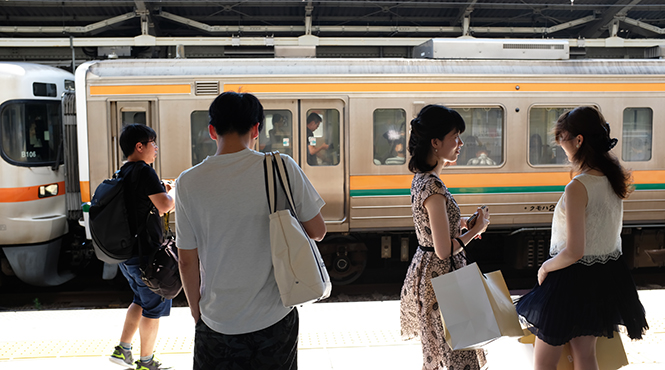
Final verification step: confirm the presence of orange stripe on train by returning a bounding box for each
[0,181,66,203]
[350,171,665,190]
[90,84,191,95]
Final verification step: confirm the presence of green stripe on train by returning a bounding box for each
[350,183,665,197]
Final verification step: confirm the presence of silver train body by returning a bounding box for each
[0,62,78,286]
[3,58,665,286]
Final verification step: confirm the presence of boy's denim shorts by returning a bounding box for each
[119,256,172,319]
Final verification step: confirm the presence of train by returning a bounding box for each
[0,62,83,286]
[2,52,665,288]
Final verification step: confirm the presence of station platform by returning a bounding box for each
[0,290,662,370]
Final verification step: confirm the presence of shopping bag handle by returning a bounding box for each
[449,240,487,279]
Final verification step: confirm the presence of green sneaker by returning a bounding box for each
[109,345,134,368]
[135,356,173,370]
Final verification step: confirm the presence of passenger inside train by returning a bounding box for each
[306,112,329,165]
[263,112,292,155]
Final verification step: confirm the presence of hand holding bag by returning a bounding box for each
[265,152,332,307]
[431,243,523,350]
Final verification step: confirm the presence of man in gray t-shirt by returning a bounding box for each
[176,92,326,370]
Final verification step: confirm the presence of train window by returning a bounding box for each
[118,110,148,162]
[529,107,575,165]
[121,111,146,126]
[373,109,407,166]
[306,109,340,166]
[622,108,652,162]
[454,107,503,166]
[32,82,57,97]
[190,110,216,166]
[258,110,293,157]
[0,101,62,166]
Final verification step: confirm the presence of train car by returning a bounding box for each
[0,62,80,286]
[73,55,665,286]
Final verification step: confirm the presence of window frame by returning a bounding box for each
[372,107,407,166]
[258,109,295,157]
[621,107,653,162]
[447,104,506,168]
[305,108,341,167]
[526,104,600,167]
[0,99,63,168]
[189,110,216,166]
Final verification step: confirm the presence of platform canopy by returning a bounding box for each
[2,0,665,65]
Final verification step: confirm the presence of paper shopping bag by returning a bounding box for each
[431,262,523,350]
[519,331,628,370]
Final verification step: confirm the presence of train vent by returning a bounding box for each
[195,81,219,95]
[503,43,565,50]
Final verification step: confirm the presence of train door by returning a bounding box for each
[300,99,346,231]
[109,100,157,174]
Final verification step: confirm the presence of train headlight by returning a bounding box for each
[38,184,59,198]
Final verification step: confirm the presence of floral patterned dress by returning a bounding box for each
[400,172,486,370]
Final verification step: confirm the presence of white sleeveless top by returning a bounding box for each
[550,173,623,265]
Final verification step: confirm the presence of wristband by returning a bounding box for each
[454,237,466,248]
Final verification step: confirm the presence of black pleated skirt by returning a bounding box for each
[515,256,648,346]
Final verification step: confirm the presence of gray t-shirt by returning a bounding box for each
[175,149,325,334]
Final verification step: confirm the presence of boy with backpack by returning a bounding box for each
[108,124,175,370]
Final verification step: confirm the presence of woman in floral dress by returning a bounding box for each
[400,105,491,370]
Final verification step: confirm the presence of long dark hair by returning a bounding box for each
[554,106,632,199]
[408,104,465,173]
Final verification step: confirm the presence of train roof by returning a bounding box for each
[85,58,665,77]
[0,62,73,78]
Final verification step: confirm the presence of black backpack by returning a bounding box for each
[89,167,141,264]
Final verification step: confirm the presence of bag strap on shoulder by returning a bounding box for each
[264,153,278,214]
[271,152,299,218]
[124,163,159,263]
[264,151,299,219]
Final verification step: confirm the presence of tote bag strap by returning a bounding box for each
[449,241,458,271]
[449,238,486,279]
[263,153,278,214]
[448,238,474,273]
[272,152,300,221]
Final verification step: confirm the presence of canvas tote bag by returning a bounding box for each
[431,247,523,350]
[264,152,332,307]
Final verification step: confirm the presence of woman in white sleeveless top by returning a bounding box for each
[516,106,648,370]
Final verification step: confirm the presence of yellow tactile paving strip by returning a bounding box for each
[0,296,662,363]
[299,329,411,349]
[0,337,193,360]
[0,329,414,360]
[3,323,662,362]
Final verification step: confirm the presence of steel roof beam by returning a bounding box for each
[1,36,664,49]
[454,0,477,26]
[621,17,665,34]
[144,12,601,36]
[0,12,138,34]
[581,0,642,38]
[135,0,157,36]
[544,15,597,34]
